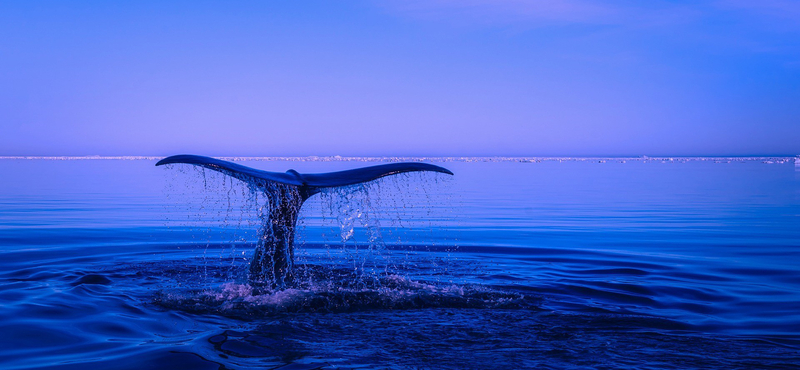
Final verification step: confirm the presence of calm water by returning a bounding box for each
[1,158,799,369]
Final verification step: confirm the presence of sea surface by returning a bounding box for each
[1,157,799,369]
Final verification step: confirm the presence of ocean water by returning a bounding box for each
[1,157,799,369]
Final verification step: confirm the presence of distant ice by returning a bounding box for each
[0,155,796,164]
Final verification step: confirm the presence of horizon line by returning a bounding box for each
[0,155,797,162]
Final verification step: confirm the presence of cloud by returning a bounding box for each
[377,0,800,31]
[374,0,711,32]
[716,0,800,20]
[377,0,623,27]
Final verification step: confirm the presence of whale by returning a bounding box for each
[156,154,453,287]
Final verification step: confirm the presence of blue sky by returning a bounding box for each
[1,0,799,156]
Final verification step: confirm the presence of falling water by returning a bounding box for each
[152,165,528,315]
[166,168,453,284]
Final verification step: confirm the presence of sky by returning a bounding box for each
[1,0,799,157]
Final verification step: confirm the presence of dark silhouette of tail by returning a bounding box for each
[156,155,453,287]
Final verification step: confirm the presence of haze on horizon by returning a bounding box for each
[1,0,799,157]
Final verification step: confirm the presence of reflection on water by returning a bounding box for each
[0,158,799,369]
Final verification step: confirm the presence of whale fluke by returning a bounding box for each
[157,155,453,287]
[157,154,453,191]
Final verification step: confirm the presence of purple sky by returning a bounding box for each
[1,0,799,156]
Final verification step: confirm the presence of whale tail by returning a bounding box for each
[156,155,453,287]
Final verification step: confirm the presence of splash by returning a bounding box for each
[159,172,501,314]
[154,272,538,317]
[158,156,453,289]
